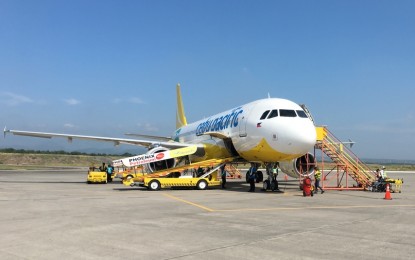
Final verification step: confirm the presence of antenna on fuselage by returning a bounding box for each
[267,93,271,98]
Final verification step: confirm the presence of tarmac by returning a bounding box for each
[0,169,414,260]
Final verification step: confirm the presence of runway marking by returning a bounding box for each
[214,204,415,212]
[162,192,415,213]
[162,193,215,212]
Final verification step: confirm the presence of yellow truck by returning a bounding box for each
[87,170,108,184]
[122,158,235,190]
[139,174,220,191]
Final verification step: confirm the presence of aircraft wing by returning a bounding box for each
[4,128,199,150]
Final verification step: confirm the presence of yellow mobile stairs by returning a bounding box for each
[123,157,236,190]
[315,126,376,190]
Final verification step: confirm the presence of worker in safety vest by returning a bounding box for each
[380,166,387,179]
[314,167,325,194]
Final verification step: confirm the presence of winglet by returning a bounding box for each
[176,83,188,129]
[4,126,8,139]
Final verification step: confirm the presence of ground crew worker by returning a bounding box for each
[106,163,114,183]
[314,166,324,194]
[272,164,279,191]
[99,162,107,172]
[380,166,387,179]
[220,164,227,189]
[248,163,257,192]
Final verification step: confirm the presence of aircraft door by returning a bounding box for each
[239,116,247,137]
[239,103,257,137]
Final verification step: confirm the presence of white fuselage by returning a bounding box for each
[173,98,317,163]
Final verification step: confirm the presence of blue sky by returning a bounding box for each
[1,0,414,160]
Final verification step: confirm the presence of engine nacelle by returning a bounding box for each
[279,153,316,178]
[144,146,176,173]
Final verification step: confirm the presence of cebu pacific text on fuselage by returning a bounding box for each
[196,107,243,136]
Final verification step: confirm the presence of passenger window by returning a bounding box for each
[267,109,279,119]
[279,109,297,117]
[260,110,270,120]
[296,110,308,118]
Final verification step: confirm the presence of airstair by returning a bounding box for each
[225,164,242,179]
[315,126,376,190]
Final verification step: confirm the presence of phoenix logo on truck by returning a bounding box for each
[129,154,155,163]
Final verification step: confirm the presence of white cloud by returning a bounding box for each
[64,98,81,105]
[0,92,33,106]
[137,122,159,132]
[129,97,145,104]
[64,123,76,128]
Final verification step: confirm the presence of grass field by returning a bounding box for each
[1,152,414,171]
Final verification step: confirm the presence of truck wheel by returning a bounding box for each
[148,180,161,191]
[196,180,208,190]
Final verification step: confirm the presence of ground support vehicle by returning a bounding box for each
[114,166,145,181]
[369,178,403,193]
[123,158,234,190]
[87,171,108,184]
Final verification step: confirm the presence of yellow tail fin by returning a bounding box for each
[176,83,188,129]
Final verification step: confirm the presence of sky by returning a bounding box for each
[0,0,414,160]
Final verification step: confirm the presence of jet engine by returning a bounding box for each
[279,153,316,178]
[144,146,177,173]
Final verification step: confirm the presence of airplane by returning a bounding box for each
[4,84,318,186]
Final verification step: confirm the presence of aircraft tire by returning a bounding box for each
[196,180,208,190]
[263,180,270,190]
[148,180,161,191]
[256,171,263,183]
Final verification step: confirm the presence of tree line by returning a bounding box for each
[0,148,133,157]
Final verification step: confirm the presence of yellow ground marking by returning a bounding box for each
[162,192,415,213]
[162,193,215,212]
[215,204,415,212]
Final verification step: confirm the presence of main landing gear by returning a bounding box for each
[262,163,279,192]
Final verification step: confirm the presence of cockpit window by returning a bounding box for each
[260,110,270,120]
[267,109,279,119]
[296,110,308,118]
[279,109,297,117]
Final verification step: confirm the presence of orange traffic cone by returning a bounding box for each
[284,174,288,181]
[384,183,392,200]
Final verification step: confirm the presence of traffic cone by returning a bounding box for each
[284,174,288,181]
[384,183,392,200]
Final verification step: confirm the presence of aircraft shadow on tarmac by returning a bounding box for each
[112,179,303,193]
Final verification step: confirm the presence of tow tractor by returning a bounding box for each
[370,178,404,193]
[87,169,108,184]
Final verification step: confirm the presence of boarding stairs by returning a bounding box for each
[225,164,242,179]
[315,127,376,190]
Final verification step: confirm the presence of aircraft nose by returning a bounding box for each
[286,123,316,154]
